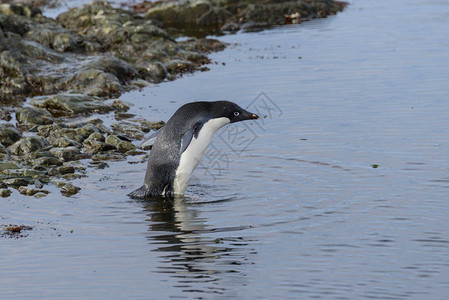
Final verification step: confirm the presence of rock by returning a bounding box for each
[111,99,130,111]
[23,169,47,178]
[0,123,22,147]
[7,136,50,155]
[110,121,145,140]
[92,152,126,162]
[0,162,19,173]
[0,188,12,197]
[49,146,80,161]
[85,132,105,142]
[34,192,48,198]
[83,139,115,154]
[30,93,114,117]
[145,0,345,35]
[0,108,12,121]
[0,143,8,154]
[60,183,80,196]
[57,166,75,175]
[18,186,46,196]
[33,156,63,167]
[4,177,31,187]
[105,134,136,153]
[52,137,81,148]
[16,107,54,128]
[139,120,165,131]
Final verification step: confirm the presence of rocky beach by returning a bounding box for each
[0,0,345,198]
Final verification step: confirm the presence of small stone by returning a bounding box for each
[83,140,115,154]
[57,166,75,175]
[85,132,105,142]
[34,157,63,167]
[16,107,54,128]
[4,178,31,187]
[23,169,47,178]
[50,146,81,161]
[52,137,81,148]
[60,183,80,196]
[18,186,40,196]
[0,188,12,197]
[111,99,130,111]
[34,192,49,198]
[7,136,50,156]
[0,162,20,172]
[0,123,22,147]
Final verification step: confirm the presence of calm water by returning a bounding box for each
[2,0,449,299]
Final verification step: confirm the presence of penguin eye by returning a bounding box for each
[234,112,240,116]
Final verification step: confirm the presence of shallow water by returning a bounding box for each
[2,0,449,299]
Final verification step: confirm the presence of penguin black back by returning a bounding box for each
[129,101,259,199]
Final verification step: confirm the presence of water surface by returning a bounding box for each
[2,0,449,299]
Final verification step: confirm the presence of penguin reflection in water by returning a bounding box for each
[129,101,259,199]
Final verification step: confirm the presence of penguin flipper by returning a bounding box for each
[180,120,205,154]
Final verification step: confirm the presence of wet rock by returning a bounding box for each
[16,107,54,128]
[0,108,12,121]
[139,120,165,131]
[33,156,63,167]
[49,146,80,161]
[52,137,81,148]
[83,140,116,154]
[60,183,80,196]
[62,173,86,180]
[4,177,31,187]
[92,152,126,162]
[111,99,130,111]
[0,188,12,197]
[7,136,50,155]
[0,143,8,154]
[23,169,47,178]
[18,186,48,196]
[30,93,114,117]
[0,123,22,147]
[145,0,345,35]
[34,192,48,198]
[0,162,20,173]
[110,121,145,140]
[85,132,105,142]
[105,134,136,153]
[34,179,44,189]
[57,165,75,175]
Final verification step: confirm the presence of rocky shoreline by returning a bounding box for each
[0,0,345,198]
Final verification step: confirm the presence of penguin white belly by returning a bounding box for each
[173,117,230,195]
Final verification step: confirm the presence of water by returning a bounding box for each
[2,0,449,298]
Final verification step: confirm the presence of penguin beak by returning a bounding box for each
[250,113,260,120]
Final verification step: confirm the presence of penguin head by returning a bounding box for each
[211,101,260,123]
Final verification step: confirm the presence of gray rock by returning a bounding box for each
[0,188,12,197]
[0,161,20,172]
[30,93,114,117]
[4,177,31,187]
[7,136,50,155]
[52,137,81,148]
[0,123,22,147]
[16,106,54,127]
[60,183,80,196]
[33,156,63,167]
[49,146,80,161]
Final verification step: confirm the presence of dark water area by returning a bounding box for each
[2,0,449,299]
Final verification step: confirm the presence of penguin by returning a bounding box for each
[129,101,259,199]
